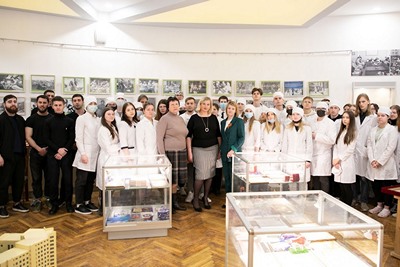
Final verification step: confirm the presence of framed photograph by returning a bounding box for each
[63,98,75,114]
[0,74,24,93]
[308,81,329,97]
[115,78,135,94]
[162,79,182,96]
[212,80,232,95]
[147,97,157,106]
[95,97,107,117]
[284,81,304,97]
[89,77,111,95]
[188,80,207,96]
[235,81,255,96]
[0,97,25,116]
[138,78,159,94]
[63,77,85,94]
[260,81,281,97]
[31,75,55,93]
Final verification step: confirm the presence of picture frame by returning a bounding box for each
[138,78,159,94]
[95,97,107,117]
[115,78,135,94]
[62,97,75,114]
[147,97,157,106]
[284,81,304,97]
[0,96,25,116]
[260,81,281,97]
[308,81,329,97]
[0,73,24,93]
[31,75,55,93]
[188,80,207,96]
[235,80,255,96]
[162,79,182,96]
[212,80,232,96]
[63,77,85,94]
[89,77,111,95]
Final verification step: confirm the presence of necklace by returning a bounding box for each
[200,115,209,132]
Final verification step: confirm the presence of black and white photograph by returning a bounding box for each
[188,80,207,95]
[0,97,25,116]
[89,77,111,95]
[308,81,329,97]
[0,74,24,92]
[351,50,391,76]
[260,81,281,97]
[63,77,85,94]
[284,81,304,97]
[31,75,55,93]
[147,97,157,106]
[162,79,182,95]
[235,81,255,96]
[138,78,159,94]
[212,80,232,95]
[390,49,400,76]
[63,98,76,114]
[95,97,107,117]
[115,78,135,94]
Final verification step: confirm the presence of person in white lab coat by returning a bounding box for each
[367,107,398,218]
[72,96,100,215]
[136,103,157,155]
[281,107,312,184]
[353,93,377,211]
[272,91,287,124]
[310,102,337,193]
[302,96,317,132]
[284,100,298,126]
[118,102,139,155]
[260,108,283,152]
[242,105,261,152]
[332,111,358,206]
[96,107,120,215]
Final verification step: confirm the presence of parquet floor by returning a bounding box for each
[1,192,399,267]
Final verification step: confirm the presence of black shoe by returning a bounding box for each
[173,203,187,211]
[49,205,59,215]
[12,202,29,213]
[202,197,211,209]
[58,201,66,208]
[221,204,226,209]
[75,205,92,215]
[193,204,203,212]
[66,202,74,213]
[0,206,9,218]
[85,202,99,212]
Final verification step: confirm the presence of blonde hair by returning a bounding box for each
[263,113,282,134]
[287,119,305,132]
[196,96,212,115]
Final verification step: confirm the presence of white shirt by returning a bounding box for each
[136,116,158,155]
[117,120,137,154]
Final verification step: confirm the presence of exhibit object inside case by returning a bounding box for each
[102,154,172,240]
[232,152,307,192]
[226,191,383,267]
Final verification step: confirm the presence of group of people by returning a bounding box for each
[0,87,399,219]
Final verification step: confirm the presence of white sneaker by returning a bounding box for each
[393,213,397,218]
[198,193,212,203]
[185,191,194,203]
[377,208,391,218]
[360,202,369,212]
[369,205,383,214]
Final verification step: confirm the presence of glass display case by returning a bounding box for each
[226,191,383,267]
[232,152,307,192]
[102,154,171,240]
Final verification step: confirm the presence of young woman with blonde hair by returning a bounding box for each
[260,108,283,152]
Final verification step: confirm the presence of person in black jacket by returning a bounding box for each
[0,95,28,218]
[44,96,75,215]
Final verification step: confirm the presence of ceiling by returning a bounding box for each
[0,0,400,28]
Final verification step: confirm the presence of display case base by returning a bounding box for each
[107,228,168,240]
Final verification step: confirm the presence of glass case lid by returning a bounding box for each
[104,154,171,168]
[234,152,307,163]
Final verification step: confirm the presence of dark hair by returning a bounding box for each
[43,89,55,95]
[371,103,379,113]
[36,95,49,103]
[343,103,352,110]
[52,96,65,104]
[143,102,154,111]
[121,102,139,126]
[155,99,168,121]
[3,94,17,103]
[72,94,84,101]
[185,97,195,103]
[321,98,330,103]
[213,103,220,111]
[101,107,118,139]
[167,96,179,110]
[336,111,357,145]
[218,95,229,102]
[137,94,148,102]
[251,88,263,96]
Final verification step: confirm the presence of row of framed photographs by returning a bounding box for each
[0,73,330,97]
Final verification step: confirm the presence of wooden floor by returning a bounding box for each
[1,192,399,267]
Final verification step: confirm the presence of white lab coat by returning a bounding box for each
[242,120,261,152]
[275,108,287,125]
[117,120,137,155]
[311,116,337,176]
[395,131,400,182]
[260,123,283,152]
[367,123,398,181]
[96,125,120,189]
[355,115,377,177]
[303,111,317,132]
[136,116,158,155]
[333,130,357,183]
[72,112,100,172]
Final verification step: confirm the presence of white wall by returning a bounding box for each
[0,8,399,116]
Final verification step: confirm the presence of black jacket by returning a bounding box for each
[0,112,26,160]
[43,113,75,156]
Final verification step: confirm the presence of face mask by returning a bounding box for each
[268,119,275,124]
[116,99,125,107]
[292,118,302,124]
[110,105,117,111]
[136,111,143,118]
[244,112,253,119]
[287,109,293,115]
[220,103,227,110]
[317,110,326,117]
[87,105,98,114]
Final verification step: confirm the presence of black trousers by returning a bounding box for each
[47,153,73,205]
[372,180,396,207]
[75,169,96,205]
[339,183,353,206]
[29,150,50,199]
[0,154,25,206]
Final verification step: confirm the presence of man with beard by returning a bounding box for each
[0,95,28,218]
[31,89,55,115]
[67,94,85,122]
[25,95,53,212]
